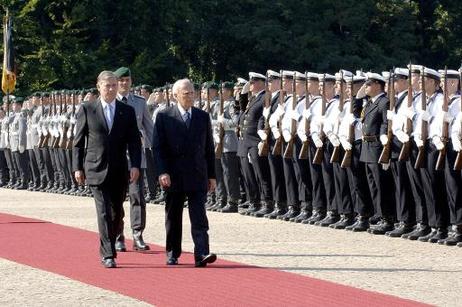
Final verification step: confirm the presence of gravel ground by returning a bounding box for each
[1,188,461,306]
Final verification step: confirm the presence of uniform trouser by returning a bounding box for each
[27,149,41,186]
[66,149,77,187]
[58,148,71,187]
[248,146,272,201]
[144,148,157,197]
[50,148,61,185]
[419,142,449,228]
[333,147,353,215]
[364,162,395,219]
[282,155,299,206]
[221,152,240,203]
[33,147,47,185]
[4,148,17,182]
[406,139,427,224]
[308,140,326,211]
[347,141,373,216]
[268,149,286,203]
[40,147,54,184]
[90,173,128,259]
[215,158,226,202]
[390,158,415,224]
[13,150,31,185]
[0,149,9,183]
[117,168,147,241]
[239,155,259,203]
[445,141,462,225]
[294,140,312,206]
[322,142,337,212]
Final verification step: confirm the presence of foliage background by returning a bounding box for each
[1,0,462,95]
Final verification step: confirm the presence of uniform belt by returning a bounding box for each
[362,135,378,142]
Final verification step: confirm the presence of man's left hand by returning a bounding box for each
[130,167,140,183]
[208,179,216,193]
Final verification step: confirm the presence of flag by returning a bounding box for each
[2,11,16,94]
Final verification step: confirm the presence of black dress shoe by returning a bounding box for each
[195,253,217,268]
[264,204,287,219]
[385,222,414,238]
[210,201,227,212]
[241,203,260,216]
[404,224,431,240]
[368,219,394,235]
[345,217,370,232]
[427,228,448,243]
[438,232,462,245]
[418,229,437,242]
[133,232,150,251]
[277,205,300,221]
[291,210,312,223]
[302,210,326,225]
[315,211,340,227]
[219,202,238,213]
[101,258,117,268]
[330,214,355,229]
[115,240,127,252]
[166,257,178,265]
[252,202,274,217]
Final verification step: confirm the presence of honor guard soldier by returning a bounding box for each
[10,97,31,190]
[0,107,9,186]
[25,95,41,190]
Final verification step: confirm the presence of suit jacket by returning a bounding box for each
[153,105,215,192]
[360,93,389,163]
[72,99,141,186]
[240,90,265,152]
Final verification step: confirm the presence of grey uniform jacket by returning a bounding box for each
[211,98,238,153]
[0,114,14,149]
[10,112,27,153]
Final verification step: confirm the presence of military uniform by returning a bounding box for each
[10,103,30,189]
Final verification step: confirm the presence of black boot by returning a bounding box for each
[302,209,326,225]
[291,206,312,223]
[315,210,340,227]
[405,223,431,240]
[385,222,415,238]
[253,201,274,218]
[133,230,150,251]
[241,202,260,216]
[210,199,227,212]
[438,225,462,246]
[277,204,300,221]
[368,218,395,235]
[264,202,287,219]
[219,201,238,213]
[330,213,355,229]
[426,227,448,243]
[345,215,370,232]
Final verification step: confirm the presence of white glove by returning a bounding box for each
[420,111,431,122]
[283,130,292,143]
[274,103,285,117]
[452,137,462,152]
[414,136,424,148]
[257,141,264,153]
[269,114,278,127]
[340,137,352,151]
[432,135,444,150]
[213,133,221,144]
[356,83,367,99]
[241,82,250,95]
[442,111,453,124]
[257,130,267,141]
[312,134,323,148]
[380,134,388,145]
[328,134,340,147]
[298,132,308,142]
[386,110,395,121]
[262,106,271,119]
[217,114,225,124]
[288,109,300,121]
[395,130,409,144]
[403,106,415,120]
[381,162,390,171]
[302,109,312,120]
[247,152,252,164]
[19,145,25,153]
[272,129,281,140]
[66,129,72,139]
[344,112,356,125]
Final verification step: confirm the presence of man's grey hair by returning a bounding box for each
[172,78,193,96]
[97,70,117,83]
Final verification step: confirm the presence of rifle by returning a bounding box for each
[435,67,449,170]
[398,63,413,161]
[454,68,462,171]
[283,72,298,158]
[215,83,225,159]
[206,86,210,113]
[299,72,311,159]
[59,92,69,148]
[272,70,285,156]
[258,73,271,157]
[313,74,326,165]
[66,92,76,150]
[165,84,170,107]
[52,92,61,148]
[378,70,395,163]
[330,71,344,163]
[37,97,46,147]
[38,98,52,148]
[341,75,355,168]
[414,68,427,169]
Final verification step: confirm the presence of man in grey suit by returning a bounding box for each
[114,67,154,251]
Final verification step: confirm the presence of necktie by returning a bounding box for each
[122,96,128,104]
[184,111,191,128]
[105,104,113,130]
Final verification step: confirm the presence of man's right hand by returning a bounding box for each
[75,170,85,185]
[159,173,171,189]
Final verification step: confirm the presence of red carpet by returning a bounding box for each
[0,213,428,306]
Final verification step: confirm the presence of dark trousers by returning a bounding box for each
[282,156,299,206]
[248,146,272,201]
[322,142,337,212]
[268,152,286,203]
[58,148,71,187]
[40,147,54,184]
[50,148,61,186]
[117,169,147,240]
[445,141,462,225]
[165,190,210,260]
[27,149,40,186]
[34,147,47,185]
[420,143,449,228]
[365,162,395,219]
[406,139,427,224]
[390,159,415,224]
[308,141,326,211]
[144,148,157,197]
[347,141,373,216]
[215,158,226,202]
[0,149,9,183]
[333,148,353,215]
[66,149,77,188]
[13,150,30,185]
[294,140,312,206]
[239,156,259,203]
[90,175,128,259]
[221,152,240,203]
[4,148,17,183]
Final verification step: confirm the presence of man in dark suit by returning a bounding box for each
[73,71,141,268]
[153,78,217,267]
